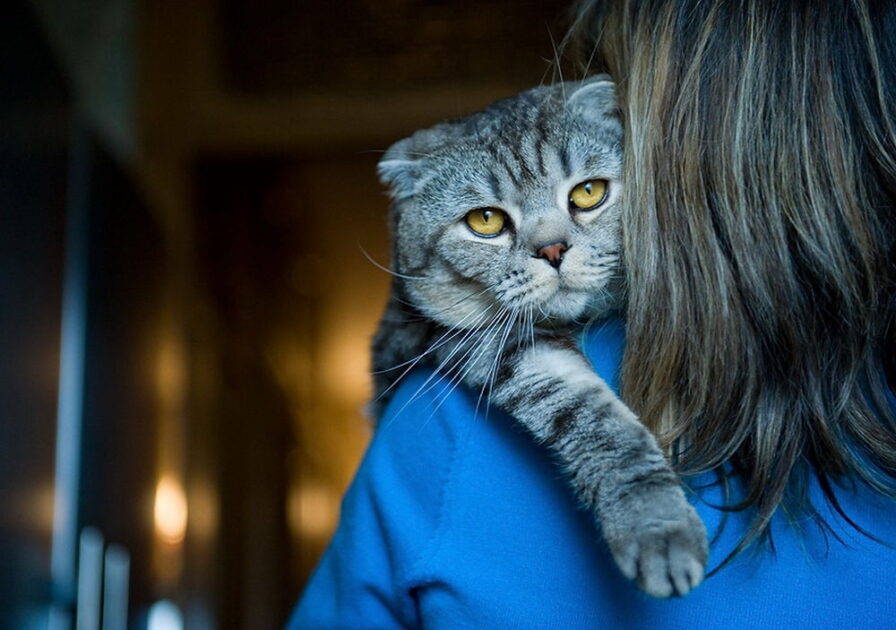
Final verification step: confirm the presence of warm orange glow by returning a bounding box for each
[320,323,373,406]
[156,336,185,411]
[154,476,188,544]
[187,478,218,543]
[289,482,336,539]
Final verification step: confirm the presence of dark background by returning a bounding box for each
[2,1,577,628]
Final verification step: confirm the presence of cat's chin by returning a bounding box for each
[531,289,594,326]
[532,288,619,328]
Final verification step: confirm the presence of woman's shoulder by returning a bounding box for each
[293,318,896,629]
[371,313,626,460]
[358,315,630,606]
[372,366,628,628]
[287,371,493,628]
[369,322,896,629]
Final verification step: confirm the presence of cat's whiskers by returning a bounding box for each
[470,306,518,415]
[499,286,559,320]
[428,305,516,417]
[372,303,498,376]
[383,296,436,322]
[546,26,566,101]
[528,306,537,351]
[387,308,508,419]
[358,244,429,281]
[576,37,601,85]
[422,281,500,324]
[423,312,506,400]
[496,271,560,308]
[389,281,501,324]
[436,308,517,415]
[373,306,501,413]
[478,305,522,415]
[411,310,517,428]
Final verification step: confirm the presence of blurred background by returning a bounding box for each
[2,0,574,628]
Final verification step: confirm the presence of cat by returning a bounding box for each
[372,76,708,598]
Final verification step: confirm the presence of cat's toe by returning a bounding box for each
[636,522,706,597]
[612,539,640,581]
[606,500,708,598]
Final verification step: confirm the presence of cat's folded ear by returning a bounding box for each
[565,74,619,123]
[378,122,467,200]
[377,136,420,201]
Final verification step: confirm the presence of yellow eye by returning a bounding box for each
[569,179,608,210]
[464,208,507,237]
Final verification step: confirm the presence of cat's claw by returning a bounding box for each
[605,495,708,598]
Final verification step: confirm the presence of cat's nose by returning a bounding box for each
[535,241,569,269]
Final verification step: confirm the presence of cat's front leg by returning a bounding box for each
[488,337,709,597]
[566,411,708,598]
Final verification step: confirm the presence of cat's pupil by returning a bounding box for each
[483,210,493,222]
[584,182,593,195]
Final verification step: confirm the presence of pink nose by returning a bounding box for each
[535,241,569,269]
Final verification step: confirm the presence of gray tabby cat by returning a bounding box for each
[373,76,708,598]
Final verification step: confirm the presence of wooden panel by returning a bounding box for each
[192,152,390,626]
[217,0,572,95]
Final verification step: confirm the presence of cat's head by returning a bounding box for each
[378,76,623,330]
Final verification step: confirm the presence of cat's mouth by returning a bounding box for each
[499,266,611,315]
[413,262,615,331]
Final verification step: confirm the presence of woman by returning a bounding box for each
[287,1,896,627]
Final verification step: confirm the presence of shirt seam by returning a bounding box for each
[401,391,476,590]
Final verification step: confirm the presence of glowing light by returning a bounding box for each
[288,482,336,539]
[187,479,218,542]
[147,600,183,630]
[154,476,188,544]
[156,336,185,410]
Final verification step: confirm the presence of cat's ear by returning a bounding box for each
[377,136,421,201]
[378,122,467,200]
[565,74,619,122]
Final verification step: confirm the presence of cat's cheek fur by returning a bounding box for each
[409,276,497,329]
[437,226,511,275]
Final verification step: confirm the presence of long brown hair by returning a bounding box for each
[572,0,896,559]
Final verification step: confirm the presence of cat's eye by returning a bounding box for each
[464,208,507,237]
[569,179,608,211]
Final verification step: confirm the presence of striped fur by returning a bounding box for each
[373,79,707,597]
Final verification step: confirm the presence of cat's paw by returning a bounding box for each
[604,489,708,598]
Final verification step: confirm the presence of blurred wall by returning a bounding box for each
[0,3,69,627]
[14,0,576,628]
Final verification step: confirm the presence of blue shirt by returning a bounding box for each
[287,319,896,629]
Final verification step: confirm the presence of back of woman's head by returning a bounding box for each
[573,0,896,557]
